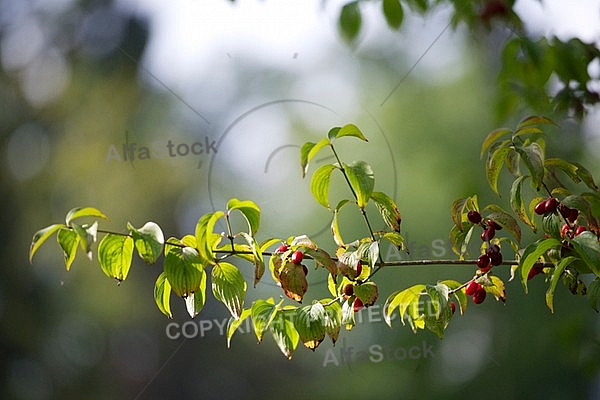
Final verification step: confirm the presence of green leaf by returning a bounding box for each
[339,1,362,42]
[481,128,512,159]
[279,262,308,303]
[310,164,337,209]
[251,298,278,343]
[424,284,451,339]
[510,176,537,232]
[239,232,265,287]
[516,142,545,190]
[382,232,405,250]
[295,302,327,351]
[227,198,261,235]
[65,207,109,226]
[303,248,337,278]
[512,126,544,139]
[195,211,225,264]
[30,224,65,262]
[344,161,374,209]
[450,224,474,259]
[571,231,600,276]
[57,228,80,271]
[370,191,401,232]
[184,271,207,318]
[341,297,356,330]
[587,278,600,312]
[355,281,379,307]
[486,145,512,195]
[546,256,578,313]
[328,123,368,142]
[300,138,330,178]
[98,233,134,282]
[544,158,581,184]
[484,204,522,244]
[450,196,478,232]
[164,238,205,297]
[520,238,561,292]
[212,262,247,319]
[517,115,556,130]
[441,280,467,315]
[226,308,251,348]
[383,284,425,327]
[331,200,350,247]
[572,162,599,191]
[154,272,173,319]
[321,300,342,344]
[270,309,300,359]
[484,275,507,302]
[382,0,403,29]
[72,222,98,260]
[128,222,164,264]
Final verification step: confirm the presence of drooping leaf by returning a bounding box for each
[481,128,512,159]
[300,138,330,178]
[520,238,561,292]
[450,224,475,259]
[227,198,261,235]
[546,256,578,313]
[212,262,247,319]
[30,223,65,263]
[486,145,512,195]
[164,238,205,297]
[382,232,405,250]
[239,232,265,287]
[227,308,251,348]
[65,207,108,226]
[128,222,164,264]
[382,0,404,29]
[57,228,79,271]
[341,297,356,330]
[424,284,451,338]
[484,275,507,302]
[195,211,225,264]
[321,300,342,344]
[383,284,425,327]
[71,222,98,260]
[295,302,327,351]
[355,281,378,307]
[516,142,545,190]
[291,235,318,250]
[571,231,600,277]
[517,115,556,130]
[251,298,278,343]
[310,164,337,209]
[328,123,368,142]
[98,233,134,282]
[185,271,207,318]
[303,248,337,278]
[270,309,300,359]
[154,272,173,319]
[344,161,374,209]
[279,262,308,303]
[339,1,362,42]
[370,191,401,232]
[484,204,522,244]
[572,162,599,191]
[331,200,350,247]
[510,176,537,232]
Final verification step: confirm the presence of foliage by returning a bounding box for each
[30,118,600,359]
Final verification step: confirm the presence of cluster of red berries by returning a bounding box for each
[342,262,365,312]
[476,244,503,273]
[275,245,308,275]
[465,281,487,304]
[534,196,588,238]
[467,210,502,242]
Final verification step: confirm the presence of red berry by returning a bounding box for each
[568,209,579,223]
[575,226,587,236]
[353,298,364,312]
[544,198,559,214]
[481,227,495,241]
[467,210,482,224]
[343,284,354,297]
[302,265,309,275]
[534,200,547,215]
[487,220,502,230]
[477,254,491,273]
[355,262,363,277]
[486,245,502,266]
[275,244,289,253]
[291,251,303,264]
[561,223,570,238]
[472,287,487,304]
[527,266,543,281]
[465,281,481,296]
[450,301,456,315]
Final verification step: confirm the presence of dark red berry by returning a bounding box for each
[527,266,543,281]
[568,209,579,223]
[275,244,289,253]
[487,220,502,230]
[544,198,559,213]
[353,297,364,312]
[472,287,487,304]
[486,245,502,266]
[291,250,303,264]
[450,301,456,315]
[561,223,570,238]
[481,228,495,241]
[575,226,587,236]
[465,281,481,296]
[477,254,491,273]
[302,265,309,275]
[467,210,482,224]
[534,200,547,215]
[355,262,363,277]
[343,284,354,297]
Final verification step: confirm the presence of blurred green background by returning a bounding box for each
[1,1,600,399]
